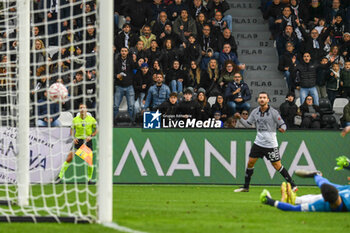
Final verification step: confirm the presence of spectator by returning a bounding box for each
[219,43,245,70]
[40,0,59,45]
[263,0,286,39]
[195,12,208,38]
[213,111,224,127]
[189,0,208,20]
[114,47,137,122]
[183,34,202,67]
[173,9,198,41]
[218,28,238,55]
[139,25,157,50]
[200,47,215,70]
[152,11,171,38]
[133,63,153,115]
[325,0,345,25]
[224,116,237,128]
[278,42,298,91]
[274,6,298,36]
[143,73,171,110]
[151,59,163,75]
[159,38,180,72]
[211,94,228,122]
[129,40,147,61]
[218,60,240,89]
[297,18,335,62]
[300,95,322,129]
[124,0,152,33]
[145,40,162,66]
[225,72,251,115]
[177,88,201,119]
[198,24,218,57]
[166,60,189,94]
[340,60,350,98]
[196,90,212,120]
[36,90,60,127]
[276,25,299,57]
[167,0,188,22]
[235,109,254,128]
[293,52,320,106]
[31,39,46,76]
[279,92,299,129]
[149,0,167,23]
[210,11,228,38]
[158,92,179,116]
[340,100,350,127]
[332,14,346,45]
[115,23,138,52]
[326,62,341,108]
[316,57,331,98]
[202,58,222,96]
[206,0,232,31]
[326,45,345,68]
[157,23,183,48]
[85,24,96,54]
[188,60,202,92]
[289,0,309,25]
[339,32,350,61]
[307,0,324,28]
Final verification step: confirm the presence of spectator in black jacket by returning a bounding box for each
[124,0,152,33]
[280,92,299,129]
[325,0,345,25]
[167,0,188,22]
[133,62,153,115]
[211,94,228,122]
[196,90,212,120]
[159,38,181,73]
[263,0,286,39]
[198,24,219,58]
[300,95,322,129]
[293,52,320,106]
[158,92,179,117]
[189,0,208,20]
[115,23,138,52]
[276,25,299,57]
[274,6,298,37]
[157,23,183,48]
[177,88,201,119]
[145,40,162,66]
[224,72,251,115]
[316,57,331,98]
[114,47,137,121]
[152,11,172,38]
[206,0,232,31]
[278,42,298,91]
[166,60,189,94]
[289,0,309,25]
[183,34,202,68]
[218,28,238,55]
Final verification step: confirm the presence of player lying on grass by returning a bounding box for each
[260,170,350,212]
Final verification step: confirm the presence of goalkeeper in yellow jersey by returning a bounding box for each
[58,103,98,182]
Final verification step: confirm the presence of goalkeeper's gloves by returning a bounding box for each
[334,156,350,171]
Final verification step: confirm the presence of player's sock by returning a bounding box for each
[88,165,94,180]
[278,166,296,187]
[59,161,70,179]
[244,167,254,189]
[266,196,277,206]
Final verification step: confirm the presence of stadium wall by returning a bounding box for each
[113,129,350,185]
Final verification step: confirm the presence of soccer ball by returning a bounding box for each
[48,83,68,102]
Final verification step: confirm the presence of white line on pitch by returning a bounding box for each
[102,222,148,233]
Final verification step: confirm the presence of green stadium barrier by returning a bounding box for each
[113,128,350,185]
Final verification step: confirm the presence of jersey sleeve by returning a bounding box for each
[273,109,287,130]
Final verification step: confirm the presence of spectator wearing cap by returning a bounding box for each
[143,72,171,111]
[211,94,228,122]
[134,62,153,115]
[115,23,138,52]
[166,60,189,94]
[173,9,198,41]
[279,92,299,129]
[224,72,251,116]
[177,88,201,119]
[152,11,172,38]
[183,34,202,68]
[196,90,212,120]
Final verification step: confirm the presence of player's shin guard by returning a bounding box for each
[58,161,70,179]
[88,165,94,180]
[278,166,296,187]
[244,167,254,189]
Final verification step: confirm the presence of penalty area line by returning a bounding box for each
[102,222,148,233]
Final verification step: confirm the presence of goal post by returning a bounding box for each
[0,0,113,223]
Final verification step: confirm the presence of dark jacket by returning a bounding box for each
[206,0,230,18]
[340,69,350,88]
[133,70,153,100]
[278,51,297,72]
[158,99,179,116]
[316,62,331,86]
[115,31,138,52]
[124,0,152,31]
[114,54,137,87]
[224,81,251,102]
[300,103,322,121]
[294,61,319,88]
[166,68,189,87]
[198,34,219,53]
[218,34,238,55]
[177,100,201,119]
[183,42,202,67]
[211,101,228,121]
[197,100,212,121]
[280,100,298,128]
[263,2,285,20]
[37,98,60,122]
[326,70,340,91]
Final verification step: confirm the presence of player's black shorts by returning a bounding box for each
[249,143,280,162]
[74,139,93,151]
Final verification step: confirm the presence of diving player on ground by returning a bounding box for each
[234,92,297,192]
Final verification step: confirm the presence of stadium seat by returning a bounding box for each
[207,97,216,107]
[57,111,73,127]
[119,96,128,112]
[319,98,334,115]
[321,114,338,129]
[333,98,349,115]
[295,97,301,107]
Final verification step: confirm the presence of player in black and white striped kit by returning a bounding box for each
[234,92,297,192]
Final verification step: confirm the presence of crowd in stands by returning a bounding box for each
[264,0,350,129]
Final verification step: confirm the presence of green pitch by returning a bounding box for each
[0,185,349,233]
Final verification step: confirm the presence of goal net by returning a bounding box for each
[0,0,113,223]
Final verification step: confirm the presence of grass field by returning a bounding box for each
[0,185,349,233]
